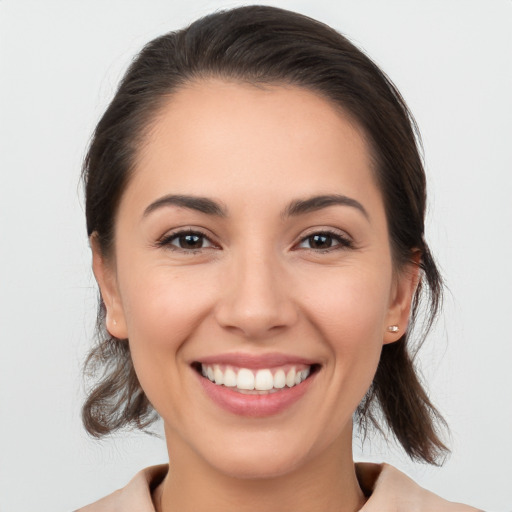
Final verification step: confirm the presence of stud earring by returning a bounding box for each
[113,319,117,326]
[387,325,399,333]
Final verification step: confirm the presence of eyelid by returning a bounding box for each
[293,227,354,251]
[154,226,354,253]
[155,227,220,252]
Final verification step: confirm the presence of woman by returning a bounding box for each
[77,6,480,511]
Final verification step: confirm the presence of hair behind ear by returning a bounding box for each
[357,338,449,465]
[82,304,158,438]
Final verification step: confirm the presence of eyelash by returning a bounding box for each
[295,229,354,252]
[156,228,354,254]
[156,229,218,253]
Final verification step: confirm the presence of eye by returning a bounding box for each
[157,230,216,252]
[297,230,353,251]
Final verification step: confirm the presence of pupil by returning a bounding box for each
[311,234,331,249]
[180,234,202,248]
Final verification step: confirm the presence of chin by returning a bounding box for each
[208,447,306,480]
[191,425,327,481]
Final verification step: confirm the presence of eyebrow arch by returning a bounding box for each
[143,193,368,221]
[143,194,227,218]
[283,194,369,220]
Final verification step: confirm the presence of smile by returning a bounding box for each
[192,357,320,417]
[199,363,312,394]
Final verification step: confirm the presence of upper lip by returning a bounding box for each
[194,352,319,369]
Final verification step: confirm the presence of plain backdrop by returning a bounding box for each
[0,1,511,511]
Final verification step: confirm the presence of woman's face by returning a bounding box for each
[94,80,416,478]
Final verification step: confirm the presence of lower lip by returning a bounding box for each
[196,371,316,417]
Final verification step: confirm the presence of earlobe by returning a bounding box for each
[383,252,421,345]
[90,235,128,339]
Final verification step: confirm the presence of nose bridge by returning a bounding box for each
[214,240,297,338]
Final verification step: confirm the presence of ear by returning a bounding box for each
[90,235,128,339]
[383,251,421,345]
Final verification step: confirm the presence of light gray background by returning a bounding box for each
[0,1,511,511]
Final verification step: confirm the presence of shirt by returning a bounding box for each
[75,464,168,512]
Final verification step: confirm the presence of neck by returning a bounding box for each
[154,424,365,512]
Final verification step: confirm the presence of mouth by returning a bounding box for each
[191,361,320,395]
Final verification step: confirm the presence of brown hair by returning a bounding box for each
[82,5,448,464]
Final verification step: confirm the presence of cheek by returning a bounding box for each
[297,264,391,402]
[116,263,217,407]
[299,263,392,346]
[120,264,216,346]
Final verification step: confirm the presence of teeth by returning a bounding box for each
[237,368,255,390]
[254,369,273,391]
[286,368,296,387]
[223,367,237,387]
[298,369,308,383]
[273,369,286,389]
[213,365,223,385]
[200,363,313,392]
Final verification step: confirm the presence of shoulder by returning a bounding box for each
[357,462,484,512]
[74,464,168,512]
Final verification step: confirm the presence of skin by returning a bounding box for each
[92,80,422,512]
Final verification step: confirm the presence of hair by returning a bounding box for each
[82,5,448,464]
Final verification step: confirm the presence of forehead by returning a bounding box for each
[123,79,383,218]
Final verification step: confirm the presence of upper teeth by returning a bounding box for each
[201,364,311,391]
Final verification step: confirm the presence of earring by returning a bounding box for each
[113,319,117,326]
[387,325,399,333]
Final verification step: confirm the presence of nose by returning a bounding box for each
[214,250,298,340]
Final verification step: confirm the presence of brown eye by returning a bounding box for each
[176,233,205,249]
[307,234,334,249]
[158,230,215,251]
[297,231,353,251]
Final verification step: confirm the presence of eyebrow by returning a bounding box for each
[283,194,369,220]
[143,193,368,220]
[143,194,227,218]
